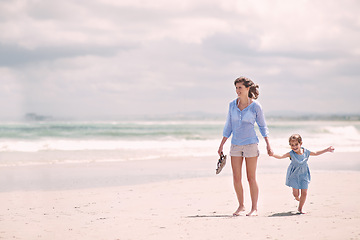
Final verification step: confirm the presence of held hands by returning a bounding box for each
[267,145,273,156]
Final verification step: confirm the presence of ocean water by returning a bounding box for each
[0,119,359,166]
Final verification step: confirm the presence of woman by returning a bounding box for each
[218,76,273,216]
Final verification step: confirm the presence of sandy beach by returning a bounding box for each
[1,152,359,240]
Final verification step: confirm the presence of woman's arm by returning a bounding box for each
[269,152,290,159]
[254,102,272,155]
[219,102,233,156]
[218,136,228,156]
[263,136,273,156]
[254,103,269,139]
[310,146,335,156]
[223,103,233,139]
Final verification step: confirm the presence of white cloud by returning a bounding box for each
[0,0,359,119]
[0,68,23,118]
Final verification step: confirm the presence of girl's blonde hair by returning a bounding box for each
[289,134,302,144]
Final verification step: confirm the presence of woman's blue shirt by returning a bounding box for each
[223,99,269,145]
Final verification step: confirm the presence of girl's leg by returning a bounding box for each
[231,156,245,215]
[298,189,308,214]
[292,188,300,201]
[245,156,259,216]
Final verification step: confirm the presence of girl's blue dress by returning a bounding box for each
[286,147,311,189]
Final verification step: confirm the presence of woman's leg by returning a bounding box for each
[231,156,245,215]
[245,156,259,216]
[298,189,308,214]
[292,188,300,201]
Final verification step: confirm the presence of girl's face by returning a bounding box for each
[235,82,249,98]
[289,140,302,153]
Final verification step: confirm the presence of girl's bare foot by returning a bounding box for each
[233,206,245,216]
[295,196,300,201]
[246,209,258,216]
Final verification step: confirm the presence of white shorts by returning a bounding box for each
[230,144,259,158]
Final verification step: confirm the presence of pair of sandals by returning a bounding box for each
[216,153,227,174]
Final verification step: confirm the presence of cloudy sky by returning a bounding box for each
[1,0,359,120]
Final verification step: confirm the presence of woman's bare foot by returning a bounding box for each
[295,196,300,201]
[297,208,306,214]
[246,209,258,216]
[233,206,245,216]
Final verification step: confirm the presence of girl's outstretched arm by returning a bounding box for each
[310,146,335,156]
[269,152,290,159]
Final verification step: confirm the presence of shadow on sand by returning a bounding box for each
[268,211,300,217]
[186,214,234,218]
[187,211,302,218]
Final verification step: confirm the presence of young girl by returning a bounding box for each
[269,134,334,214]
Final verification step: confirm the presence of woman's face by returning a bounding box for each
[235,82,249,98]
